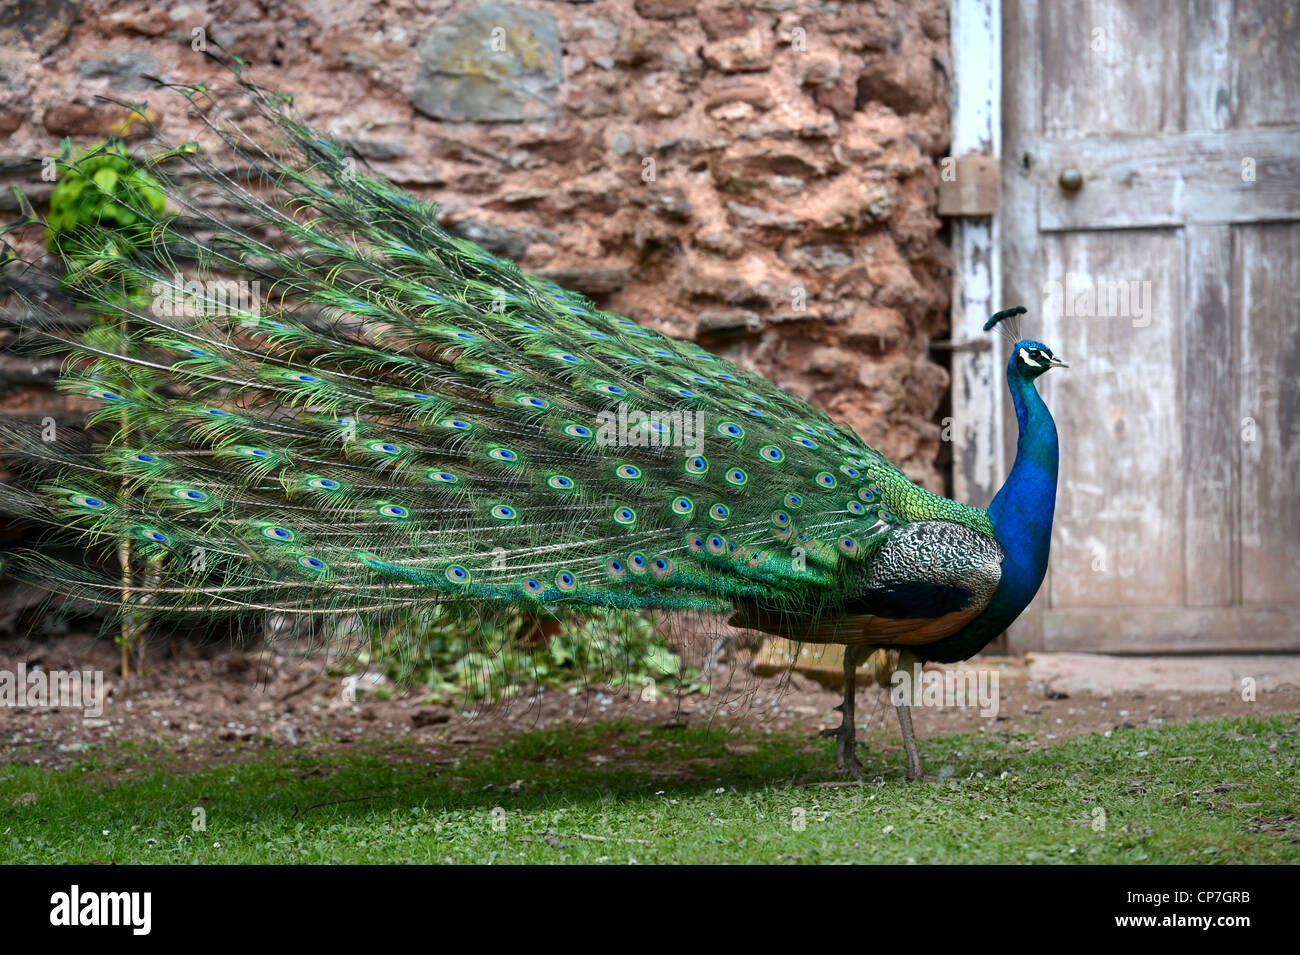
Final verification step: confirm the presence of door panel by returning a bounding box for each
[1236,223,1300,604]
[1040,230,1185,608]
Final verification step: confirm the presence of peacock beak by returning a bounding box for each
[1048,356,1069,368]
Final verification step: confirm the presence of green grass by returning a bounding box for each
[2,715,1296,863]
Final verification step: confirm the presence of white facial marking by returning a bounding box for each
[1019,346,1042,368]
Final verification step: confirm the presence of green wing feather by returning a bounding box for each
[0,70,993,629]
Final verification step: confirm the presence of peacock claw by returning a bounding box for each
[818,724,861,778]
[820,645,863,780]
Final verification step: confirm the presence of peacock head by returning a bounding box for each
[1010,339,1069,380]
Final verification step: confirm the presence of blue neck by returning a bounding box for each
[986,359,1059,613]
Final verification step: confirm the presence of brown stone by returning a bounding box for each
[701,30,773,73]
[633,0,696,19]
[698,1,757,40]
[845,306,909,353]
[42,103,117,138]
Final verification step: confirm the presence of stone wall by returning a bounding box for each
[0,0,953,489]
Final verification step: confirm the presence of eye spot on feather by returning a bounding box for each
[547,475,575,490]
[709,503,730,522]
[794,437,817,449]
[555,353,583,364]
[596,383,626,396]
[671,497,694,515]
[847,501,865,515]
[629,553,647,573]
[238,447,273,458]
[446,565,470,584]
[523,578,543,594]
[605,558,626,579]
[299,556,326,571]
[651,557,673,579]
[491,504,518,521]
[687,536,705,553]
[564,424,592,439]
[614,506,637,525]
[555,571,577,591]
[370,442,400,454]
[439,419,471,431]
[684,455,708,475]
[726,468,747,486]
[173,488,206,502]
[92,391,121,401]
[706,535,726,556]
[263,526,295,541]
[718,422,744,439]
[489,447,519,462]
[203,408,229,416]
[840,465,860,478]
[308,477,340,490]
[142,529,168,543]
[129,454,156,463]
[760,445,784,463]
[379,504,408,519]
[428,471,459,485]
[838,537,859,556]
[741,407,764,417]
[785,493,803,508]
[615,464,641,480]
[772,511,791,527]
[816,472,837,489]
[518,396,549,409]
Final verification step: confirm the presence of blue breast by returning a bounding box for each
[920,357,1059,662]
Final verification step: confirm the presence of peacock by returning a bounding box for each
[0,67,1066,781]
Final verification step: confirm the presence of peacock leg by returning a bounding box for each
[893,649,924,780]
[702,635,729,677]
[820,644,862,779]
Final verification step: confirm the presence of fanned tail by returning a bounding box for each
[1,64,909,631]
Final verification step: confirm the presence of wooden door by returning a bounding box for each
[998,0,1300,652]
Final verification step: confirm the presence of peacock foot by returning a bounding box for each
[819,703,862,781]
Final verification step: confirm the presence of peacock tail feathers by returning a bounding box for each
[0,66,996,637]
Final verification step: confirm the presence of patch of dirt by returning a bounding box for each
[2,635,1298,774]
